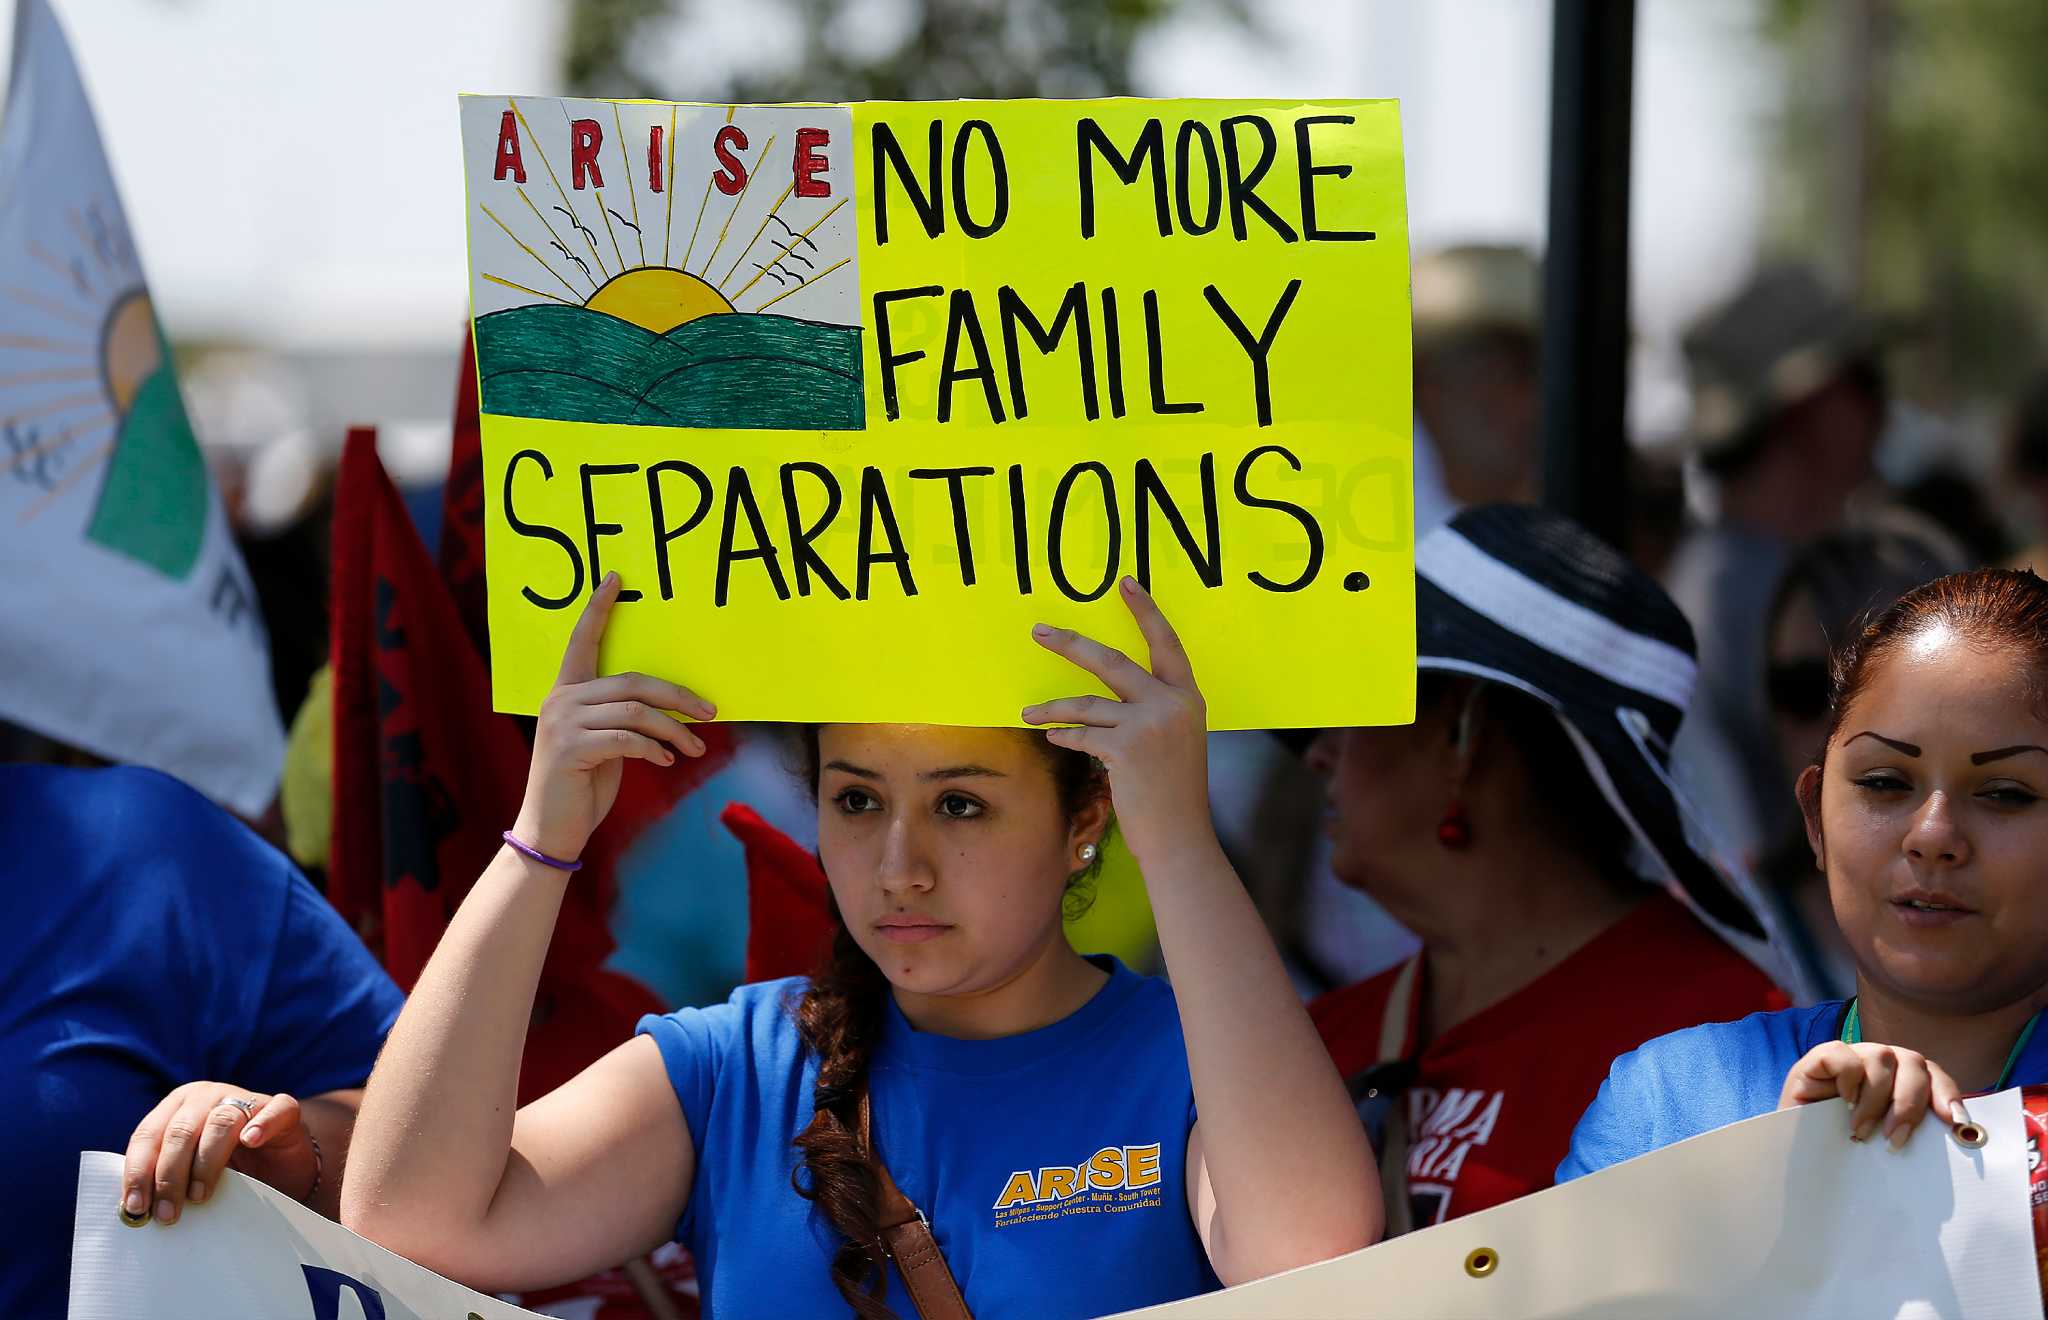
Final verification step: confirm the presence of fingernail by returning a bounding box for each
[1121,575,1140,593]
[124,1191,145,1216]
[698,701,718,719]
[1020,706,1037,723]
[242,1125,262,1144]
[1950,1100,1967,1125]
[1853,1120,1877,1143]
[1888,1124,1911,1151]
[1032,623,1052,639]
[604,571,619,588]
[154,1199,174,1223]
[189,1181,206,1203]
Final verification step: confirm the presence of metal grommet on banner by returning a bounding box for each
[1954,1120,1989,1149]
[117,1203,149,1229]
[1464,1246,1499,1279]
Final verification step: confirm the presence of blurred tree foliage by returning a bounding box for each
[564,0,1241,103]
[1765,0,2048,398]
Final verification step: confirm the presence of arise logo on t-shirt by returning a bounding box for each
[990,1143,1166,1228]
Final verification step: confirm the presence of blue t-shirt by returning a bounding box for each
[2,765,404,1320]
[638,955,1221,1318]
[1556,999,2048,1183]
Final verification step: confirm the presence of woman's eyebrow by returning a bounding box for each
[921,765,1005,781]
[823,758,881,779]
[1847,731,1922,756]
[1972,745,2048,765]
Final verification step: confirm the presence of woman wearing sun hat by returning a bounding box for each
[1305,503,1792,1233]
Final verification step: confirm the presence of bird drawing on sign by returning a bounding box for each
[771,239,815,271]
[553,206,600,248]
[549,239,591,278]
[767,215,818,252]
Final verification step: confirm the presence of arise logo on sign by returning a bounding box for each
[992,1142,1163,1222]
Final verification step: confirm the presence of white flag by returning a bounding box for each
[0,0,282,813]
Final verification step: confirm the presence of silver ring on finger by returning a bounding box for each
[222,1097,257,1118]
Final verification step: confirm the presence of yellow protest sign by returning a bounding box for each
[461,97,1413,727]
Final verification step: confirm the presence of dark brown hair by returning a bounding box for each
[1799,570,2048,820]
[1418,672,1638,886]
[787,726,1108,1317]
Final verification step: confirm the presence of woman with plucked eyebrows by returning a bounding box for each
[1562,569,2048,1180]
[343,571,1376,1319]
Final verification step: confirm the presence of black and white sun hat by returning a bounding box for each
[1416,504,1777,954]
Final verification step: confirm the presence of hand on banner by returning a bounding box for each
[512,572,717,863]
[1023,576,1212,866]
[1779,1041,1964,1149]
[122,1084,318,1225]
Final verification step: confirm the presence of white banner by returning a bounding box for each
[69,1093,2045,1320]
[69,1152,549,1320]
[0,0,282,814]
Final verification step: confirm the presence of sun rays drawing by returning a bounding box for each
[464,99,862,432]
[3,198,207,579]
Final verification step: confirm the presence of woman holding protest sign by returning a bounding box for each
[1303,505,1788,1233]
[343,571,1375,1317]
[1560,568,2048,1180]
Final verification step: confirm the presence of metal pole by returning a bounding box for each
[1540,0,1636,545]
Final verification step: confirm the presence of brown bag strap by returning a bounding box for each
[860,1092,974,1320]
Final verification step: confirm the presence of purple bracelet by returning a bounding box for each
[502,830,583,872]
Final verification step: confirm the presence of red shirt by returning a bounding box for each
[1309,892,1786,1229]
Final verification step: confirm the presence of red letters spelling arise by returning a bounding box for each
[570,118,604,190]
[794,126,831,197]
[648,125,665,193]
[712,125,750,196]
[493,110,526,184]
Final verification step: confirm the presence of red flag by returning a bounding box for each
[721,802,833,983]
[438,333,489,656]
[433,328,742,954]
[330,427,732,1099]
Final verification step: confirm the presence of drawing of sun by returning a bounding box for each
[583,266,734,333]
[5,202,207,579]
[100,290,164,410]
[471,99,862,431]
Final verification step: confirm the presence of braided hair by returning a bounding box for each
[787,726,1108,1316]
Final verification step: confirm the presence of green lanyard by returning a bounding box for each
[1839,998,2042,1092]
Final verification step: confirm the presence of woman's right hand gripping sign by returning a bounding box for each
[1780,1041,1964,1150]
[513,571,718,863]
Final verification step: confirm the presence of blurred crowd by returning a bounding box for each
[144,249,2048,1011]
[15,246,2048,1317]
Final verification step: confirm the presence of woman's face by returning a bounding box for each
[1305,689,1459,911]
[1810,633,2048,1016]
[816,724,1101,999]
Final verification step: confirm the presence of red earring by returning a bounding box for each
[1436,799,1472,850]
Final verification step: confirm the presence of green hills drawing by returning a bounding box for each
[474,304,865,431]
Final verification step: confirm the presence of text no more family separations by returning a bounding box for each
[466,99,1416,728]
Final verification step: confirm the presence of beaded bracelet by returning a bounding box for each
[501,829,583,872]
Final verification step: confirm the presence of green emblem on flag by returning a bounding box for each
[83,291,206,579]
